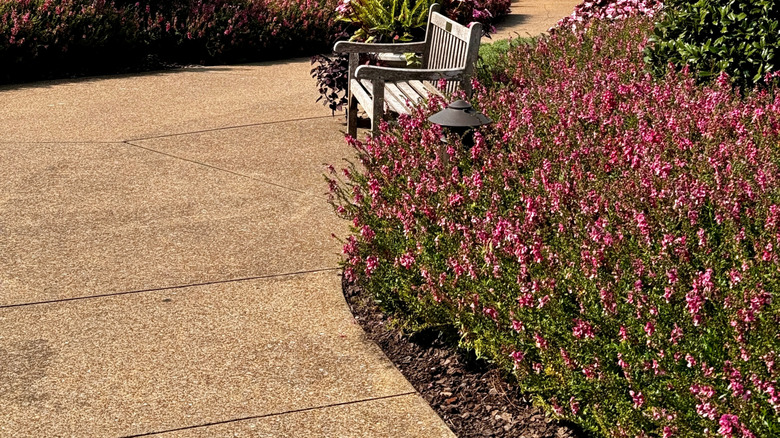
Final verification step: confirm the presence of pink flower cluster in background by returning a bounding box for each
[0,0,339,82]
[556,0,662,30]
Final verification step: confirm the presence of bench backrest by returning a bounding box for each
[422,4,482,96]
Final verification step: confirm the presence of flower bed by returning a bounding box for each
[0,0,338,83]
[329,16,780,438]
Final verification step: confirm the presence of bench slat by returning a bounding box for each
[423,80,444,96]
[444,33,457,68]
[384,83,411,115]
[407,80,432,98]
[395,81,426,105]
[350,79,374,121]
[430,27,441,69]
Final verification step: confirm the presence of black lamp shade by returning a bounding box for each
[428,100,492,128]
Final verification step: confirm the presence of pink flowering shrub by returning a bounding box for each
[0,0,338,83]
[556,0,662,30]
[439,0,511,34]
[329,17,780,437]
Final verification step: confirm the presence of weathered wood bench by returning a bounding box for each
[334,4,482,136]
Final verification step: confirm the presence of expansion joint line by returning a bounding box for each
[121,140,316,196]
[0,268,340,309]
[125,115,334,141]
[119,392,418,437]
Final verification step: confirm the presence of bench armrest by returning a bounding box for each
[354,65,464,81]
[334,41,427,54]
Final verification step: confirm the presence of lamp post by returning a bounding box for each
[427,99,492,147]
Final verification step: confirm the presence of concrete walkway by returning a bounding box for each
[492,0,579,40]
[0,3,577,437]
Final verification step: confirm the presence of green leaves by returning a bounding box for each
[645,0,780,88]
[338,0,433,43]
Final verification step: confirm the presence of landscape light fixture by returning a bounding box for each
[427,99,492,147]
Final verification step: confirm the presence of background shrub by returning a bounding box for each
[438,0,510,34]
[329,17,780,438]
[0,0,339,83]
[556,0,662,30]
[645,0,780,88]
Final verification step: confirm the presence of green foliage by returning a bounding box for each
[477,37,535,86]
[338,0,433,42]
[645,0,780,87]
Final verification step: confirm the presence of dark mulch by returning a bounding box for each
[343,277,588,438]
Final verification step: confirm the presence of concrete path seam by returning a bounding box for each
[118,392,419,438]
[121,139,326,198]
[0,267,341,309]
[125,115,336,142]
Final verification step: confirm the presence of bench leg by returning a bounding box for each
[371,80,385,136]
[347,92,358,138]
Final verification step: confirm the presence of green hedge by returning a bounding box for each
[645,0,780,88]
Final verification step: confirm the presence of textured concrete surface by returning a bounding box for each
[0,140,343,306]
[131,117,353,195]
[0,272,446,437]
[0,59,325,143]
[491,0,580,40]
[0,60,455,437]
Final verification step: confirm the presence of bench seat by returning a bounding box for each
[350,79,443,120]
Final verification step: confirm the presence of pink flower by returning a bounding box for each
[570,397,580,415]
[619,326,629,342]
[510,350,525,367]
[572,318,595,339]
[551,399,564,416]
[360,225,375,241]
[629,389,644,409]
[644,320,655,337]
[517,292,534,308]
[696,402,716,420]
[561,348,575,369]
[397,251,415,269]
[534,333,548,350]
[365,256,378,276]
[718,414,740,437]
[600,288,617,314]
[618,353,629,371]
[483,307,498,320]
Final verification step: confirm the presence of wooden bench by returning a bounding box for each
[333,4,482,136]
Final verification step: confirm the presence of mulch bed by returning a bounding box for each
[343,278,589,438]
